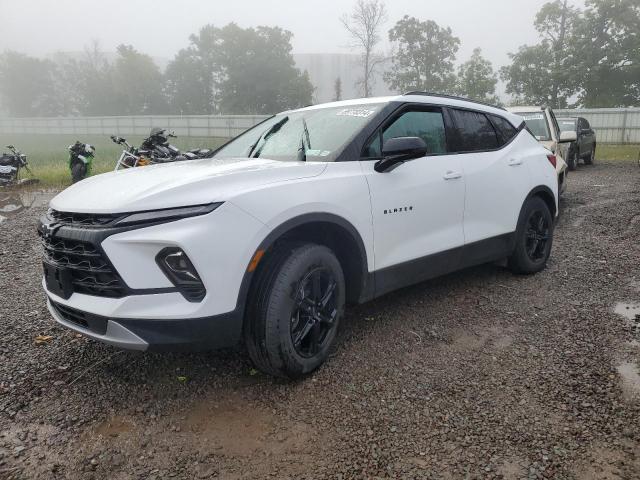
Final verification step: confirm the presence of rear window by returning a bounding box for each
[559,119,577,132]
[450,109,499,152]
[489,114,519,145]
[516,112,551,141]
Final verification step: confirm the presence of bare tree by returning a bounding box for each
[340,0,387,97]
[333,77,343,101]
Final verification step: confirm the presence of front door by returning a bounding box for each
[360,106,466,294]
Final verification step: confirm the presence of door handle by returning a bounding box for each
[443,170,462,180]
[508,158,523,166]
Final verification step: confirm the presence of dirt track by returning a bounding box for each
[1,158,639,479]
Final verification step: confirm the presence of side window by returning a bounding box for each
[363,109,447,158]
[450,109,499,152]
[488,114,518,145]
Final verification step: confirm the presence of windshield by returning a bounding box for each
[214,104,384,162]
[558,119,577,132]
[516,112,551,141]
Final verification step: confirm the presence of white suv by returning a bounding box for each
[39,93,558,378]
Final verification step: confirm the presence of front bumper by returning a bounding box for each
[39,201,271,350]
[48,297,242,351]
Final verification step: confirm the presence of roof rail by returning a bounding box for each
[403,91,506,111]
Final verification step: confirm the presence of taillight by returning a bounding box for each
[547,154,557,168]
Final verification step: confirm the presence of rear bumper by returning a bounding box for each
[48,298,242,351]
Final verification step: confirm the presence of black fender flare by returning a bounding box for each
[234,212,371,318]
[525,185,556,214]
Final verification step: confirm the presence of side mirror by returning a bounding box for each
[559,131,577,143]
[375,137,428,173]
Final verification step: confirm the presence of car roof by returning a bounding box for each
[288,94,523,128]
[506,106,546,113]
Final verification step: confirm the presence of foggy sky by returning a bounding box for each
[0,0,585,69]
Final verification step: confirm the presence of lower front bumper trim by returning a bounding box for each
[47,298,243,352]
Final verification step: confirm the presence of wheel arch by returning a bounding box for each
[525,185,557,219]
[235,213,372,319]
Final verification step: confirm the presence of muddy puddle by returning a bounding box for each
[0,190,55,225]
[614,302,640,323]
[617,361,640,401]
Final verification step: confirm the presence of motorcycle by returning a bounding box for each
[0,145,33,187]
[68,141,95,183]
[113,128,212,170]
[140,127,182,160]
[112,135,146,170]
[141,128,213,161]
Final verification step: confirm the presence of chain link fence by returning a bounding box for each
[1,109,639,143]
[0,115,270,138]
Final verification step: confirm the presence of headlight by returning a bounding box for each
[114,203,222,227]
[156,247,206,302]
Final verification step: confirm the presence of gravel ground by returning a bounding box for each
[1,159,639,480]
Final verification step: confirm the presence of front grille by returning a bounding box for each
[50,300,108,335]
[42,236,126,298]
[49,209,122,228]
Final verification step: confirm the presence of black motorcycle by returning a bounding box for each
[0,145,32,186]
[141,128,213,161]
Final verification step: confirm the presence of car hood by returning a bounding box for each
[50,157,327,214]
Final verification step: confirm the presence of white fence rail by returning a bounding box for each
[0,108,639,143]
[555,108,640,144]
[0,115,270,138]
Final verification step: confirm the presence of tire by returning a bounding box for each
[508,196,554,275]
[567,149,578,170]
[244,242,346,379]
[71,162,87,183]
[584,147,595,165]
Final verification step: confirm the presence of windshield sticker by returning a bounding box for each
[337,108,375,118]
[561,121,575,125]
[305,150,333,157]
[522,114,544,121]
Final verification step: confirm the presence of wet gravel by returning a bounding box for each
[1,159,639,479]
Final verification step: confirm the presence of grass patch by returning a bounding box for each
[597,144,640,162]
[0,134,228,187]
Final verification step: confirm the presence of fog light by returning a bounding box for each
[156,247,206,302]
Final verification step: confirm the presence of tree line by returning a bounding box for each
[0,0,637,117]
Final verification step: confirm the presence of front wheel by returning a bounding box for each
[244,243,345,379]
[71,162,87,183]
[508,197,554,274]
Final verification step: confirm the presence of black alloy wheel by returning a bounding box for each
[290,267,338,358]
[525,210,551,262]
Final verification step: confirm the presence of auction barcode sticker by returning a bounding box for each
[522,114,544,121]
[337,108,376,118]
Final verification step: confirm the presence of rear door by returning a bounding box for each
[360,105,465,288]
[449,108,531,246]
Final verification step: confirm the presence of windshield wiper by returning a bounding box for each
[251,116,289,158]
[297,118,311,162]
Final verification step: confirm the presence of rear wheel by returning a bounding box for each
[508,197,554,274]
[568,150,578,170]
[71,162,87,183]
[244,243,345,379]
[584,147,595,165]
